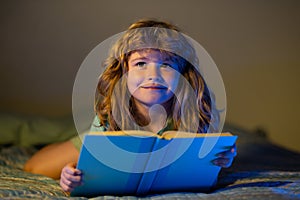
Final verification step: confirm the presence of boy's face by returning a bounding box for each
[127,49,180,108]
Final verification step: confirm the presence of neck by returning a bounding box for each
[132,99,173,133]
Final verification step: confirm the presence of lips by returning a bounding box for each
[140,84,168,90]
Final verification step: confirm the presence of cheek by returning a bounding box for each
[126,72,140,94]
[127,81,135,95]
[166,73,180,90]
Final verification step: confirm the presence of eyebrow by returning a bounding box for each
[129,57,149,63]
[129,56,173,64]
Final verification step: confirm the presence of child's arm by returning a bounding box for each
[60,162,83,192]
[24,141,79,179]
[212,144,237,168]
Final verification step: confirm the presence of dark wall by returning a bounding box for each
[0,0,299,152]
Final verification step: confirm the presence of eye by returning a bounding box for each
[161,63,172,68]
[135,62,147,68]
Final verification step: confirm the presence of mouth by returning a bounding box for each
[140,84,168,90]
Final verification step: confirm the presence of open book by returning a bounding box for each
[71,131,237,197]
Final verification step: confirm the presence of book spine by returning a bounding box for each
[135,137,165,195]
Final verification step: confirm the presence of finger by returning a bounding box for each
[62,166,82,181]
[68,162,82,175]
[223,144,237,151]
[212,157,233,168]
[62,172,83,187]
[60,177,74,192]
[60,174,72,187]
[60,174,83,191]
[64,163,81,175]
[216,150,236,158]
[60,181,72,192]
[62,166,75,176]
[217,145,237,158]
[231,144,237,157]
[63,172,83,183]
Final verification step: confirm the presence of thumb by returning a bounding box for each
[67,162,82,175]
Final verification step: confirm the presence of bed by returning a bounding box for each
[0,113,300,199]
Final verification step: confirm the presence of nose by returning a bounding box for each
[147,63,161,81]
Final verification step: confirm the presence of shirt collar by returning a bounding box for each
[157,118,174,135]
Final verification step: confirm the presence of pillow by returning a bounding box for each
[223,123,300,172]
[0,113,77,147]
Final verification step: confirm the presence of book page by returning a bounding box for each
[89,130,161,138]
[161,131,233,140]
[88,131,233,140]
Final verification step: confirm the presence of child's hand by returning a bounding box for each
[212,144,237,168]
[60,162,83,192]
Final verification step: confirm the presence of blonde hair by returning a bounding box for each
[95,19,217,133]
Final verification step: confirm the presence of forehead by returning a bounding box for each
[128,49,174,62]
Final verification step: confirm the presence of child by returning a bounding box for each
[24,19,237,193]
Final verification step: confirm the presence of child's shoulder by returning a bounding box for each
[90,115,107,132]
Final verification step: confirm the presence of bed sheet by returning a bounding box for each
[0,144,300,199]
[0,116,300,199]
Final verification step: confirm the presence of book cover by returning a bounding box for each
[71,131,237,197]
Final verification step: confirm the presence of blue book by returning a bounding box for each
[71,131,237,197]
